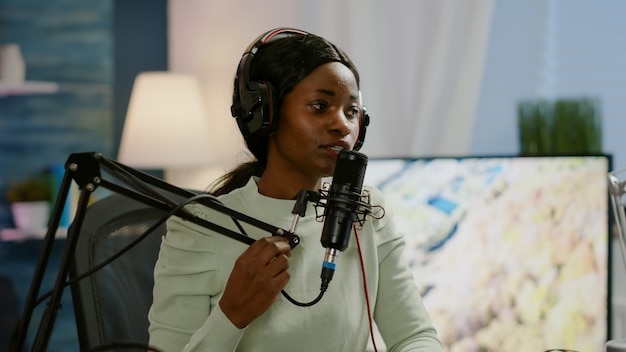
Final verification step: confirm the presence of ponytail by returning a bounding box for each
[206,160,265,197]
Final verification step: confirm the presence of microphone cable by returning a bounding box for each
[278,189,382,308]
[279,190,328,307]
[354,224,378,352]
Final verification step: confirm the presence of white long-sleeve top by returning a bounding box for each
[148,177,443,352]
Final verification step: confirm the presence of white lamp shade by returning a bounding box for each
[118,72,214,168]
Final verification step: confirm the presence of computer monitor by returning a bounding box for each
[364,155,612,352]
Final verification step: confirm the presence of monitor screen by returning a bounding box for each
[364,155,611,352]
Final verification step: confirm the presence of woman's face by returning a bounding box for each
[267,62,361,183]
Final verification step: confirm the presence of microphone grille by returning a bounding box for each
[333,150,368,194]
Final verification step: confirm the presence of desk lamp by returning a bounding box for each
[118,72,214,188]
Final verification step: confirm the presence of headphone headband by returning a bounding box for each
[245,28,310,56]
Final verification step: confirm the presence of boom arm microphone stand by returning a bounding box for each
[10,152,300,352]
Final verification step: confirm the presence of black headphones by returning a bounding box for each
[230,27,370,151]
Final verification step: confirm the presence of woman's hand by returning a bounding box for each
[219,236,292,328]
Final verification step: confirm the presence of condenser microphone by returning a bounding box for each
[320,149,368,287]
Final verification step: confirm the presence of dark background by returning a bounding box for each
[0,1,167,350]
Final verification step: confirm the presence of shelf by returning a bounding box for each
[0,81,59,96]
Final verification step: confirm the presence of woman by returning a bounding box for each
[148,27,443,352]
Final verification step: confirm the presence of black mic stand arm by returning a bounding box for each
[11,151,300,352]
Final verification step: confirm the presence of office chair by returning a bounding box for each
[69,193,169,351]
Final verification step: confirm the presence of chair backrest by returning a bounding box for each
[69,193,168,351]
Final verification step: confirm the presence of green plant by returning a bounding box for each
[518,99,552,155]
[518,97,602,156]
[5,176,53,203]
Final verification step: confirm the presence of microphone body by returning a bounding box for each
[320,149,368,285]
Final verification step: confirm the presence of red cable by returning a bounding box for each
[354,224,378,352]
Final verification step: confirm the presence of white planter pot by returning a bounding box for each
[11,201,50,235]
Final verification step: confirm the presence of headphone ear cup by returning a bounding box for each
[353,106,370,151]
[234,80,277,139]
[232,28,309,142]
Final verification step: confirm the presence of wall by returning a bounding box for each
[0,0,167,350]
[0,1,114,230]
[470,0,626,170]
